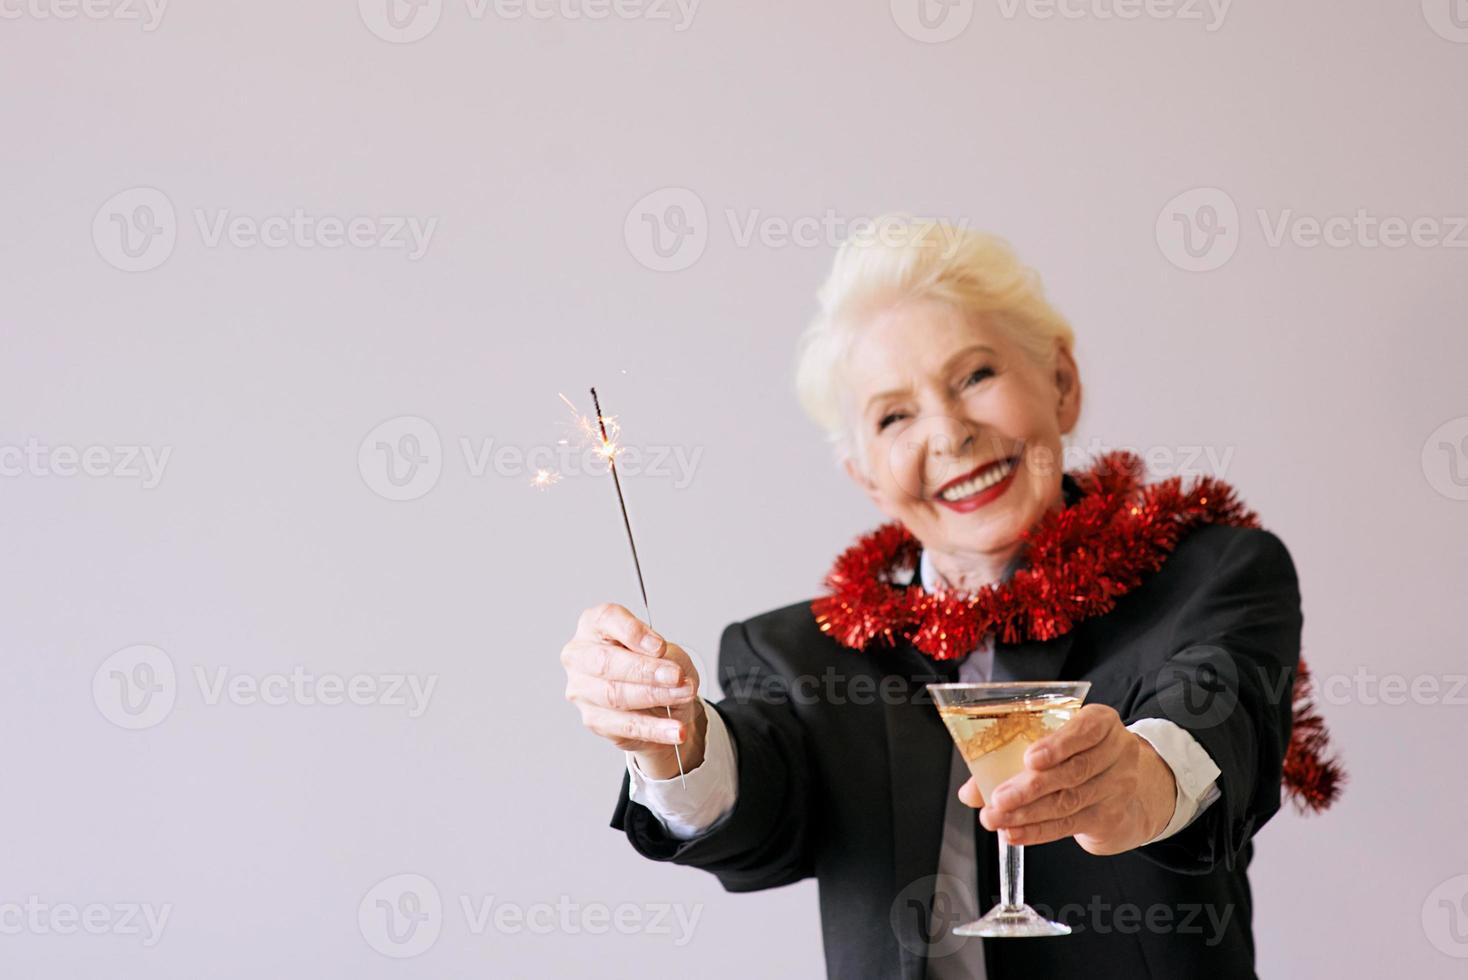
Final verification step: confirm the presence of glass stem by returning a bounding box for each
[998,835,1024,912]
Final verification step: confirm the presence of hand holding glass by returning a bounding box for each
[927,681,1092,938]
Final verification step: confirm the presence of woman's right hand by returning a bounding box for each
[562,602,706,779]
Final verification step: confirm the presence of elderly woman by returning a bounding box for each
[560,220,1338,980]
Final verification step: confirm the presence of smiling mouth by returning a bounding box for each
[934,456,1020,503]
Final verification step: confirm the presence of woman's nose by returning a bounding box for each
[927,413,976,459]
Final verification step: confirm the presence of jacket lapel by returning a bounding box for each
[883,627,1083,980]
[883,644,959,980]
[884,523,1085,977]
[991,628,1080,683]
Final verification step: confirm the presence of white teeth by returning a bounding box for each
[939,459,1015,502]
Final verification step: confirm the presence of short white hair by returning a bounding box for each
[794,216,1075,460]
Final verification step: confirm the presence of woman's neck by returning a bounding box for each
[924,481,1070,593]
[926,546,1021,593]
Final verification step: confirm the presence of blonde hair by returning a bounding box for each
[795,216,1075,459]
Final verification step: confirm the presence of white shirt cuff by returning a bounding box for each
[626,699,738,840]
[1127,718,1223,844]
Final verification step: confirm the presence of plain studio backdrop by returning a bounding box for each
[2,2,1466,977]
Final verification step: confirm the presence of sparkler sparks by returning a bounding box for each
[579,387,687,787]
[529,393,622,491]
[558,391,621,467]
[540,389,686,784]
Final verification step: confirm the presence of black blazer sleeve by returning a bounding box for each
[610,619,817,892]
[1126,527,1303,874]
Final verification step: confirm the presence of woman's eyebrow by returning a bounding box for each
[943,344,998,371]
[864,385,910,414]
[862,345,998,415]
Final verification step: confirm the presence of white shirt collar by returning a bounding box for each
[918,547,942,594]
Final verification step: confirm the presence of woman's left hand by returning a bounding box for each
[959,704,1179,855]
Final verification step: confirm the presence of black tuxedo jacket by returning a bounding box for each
[612,524,1302,979]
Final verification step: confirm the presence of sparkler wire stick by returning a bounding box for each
[589,387,687,787]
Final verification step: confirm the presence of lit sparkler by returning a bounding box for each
[556,388,686,787]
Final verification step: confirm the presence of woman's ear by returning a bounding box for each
[1054,344,1082,435]
[842,455,885,511]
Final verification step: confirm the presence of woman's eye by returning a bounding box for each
[964,367,995,387]
[877,412,905,432]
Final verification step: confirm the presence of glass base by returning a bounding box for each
[953,903,1072,938]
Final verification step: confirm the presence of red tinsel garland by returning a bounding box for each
[811,451,1343,814]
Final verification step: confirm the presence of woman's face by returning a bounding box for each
[841,300,1081,567]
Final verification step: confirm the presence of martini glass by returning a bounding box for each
[927,681,1091,938]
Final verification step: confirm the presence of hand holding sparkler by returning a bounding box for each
[554,389,699,784]
[561,603,707,780]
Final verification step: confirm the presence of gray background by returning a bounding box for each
[2,0,1466,976]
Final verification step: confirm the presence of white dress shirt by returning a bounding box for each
[626,550,1222,845]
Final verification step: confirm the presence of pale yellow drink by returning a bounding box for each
[937,696,1084,801]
